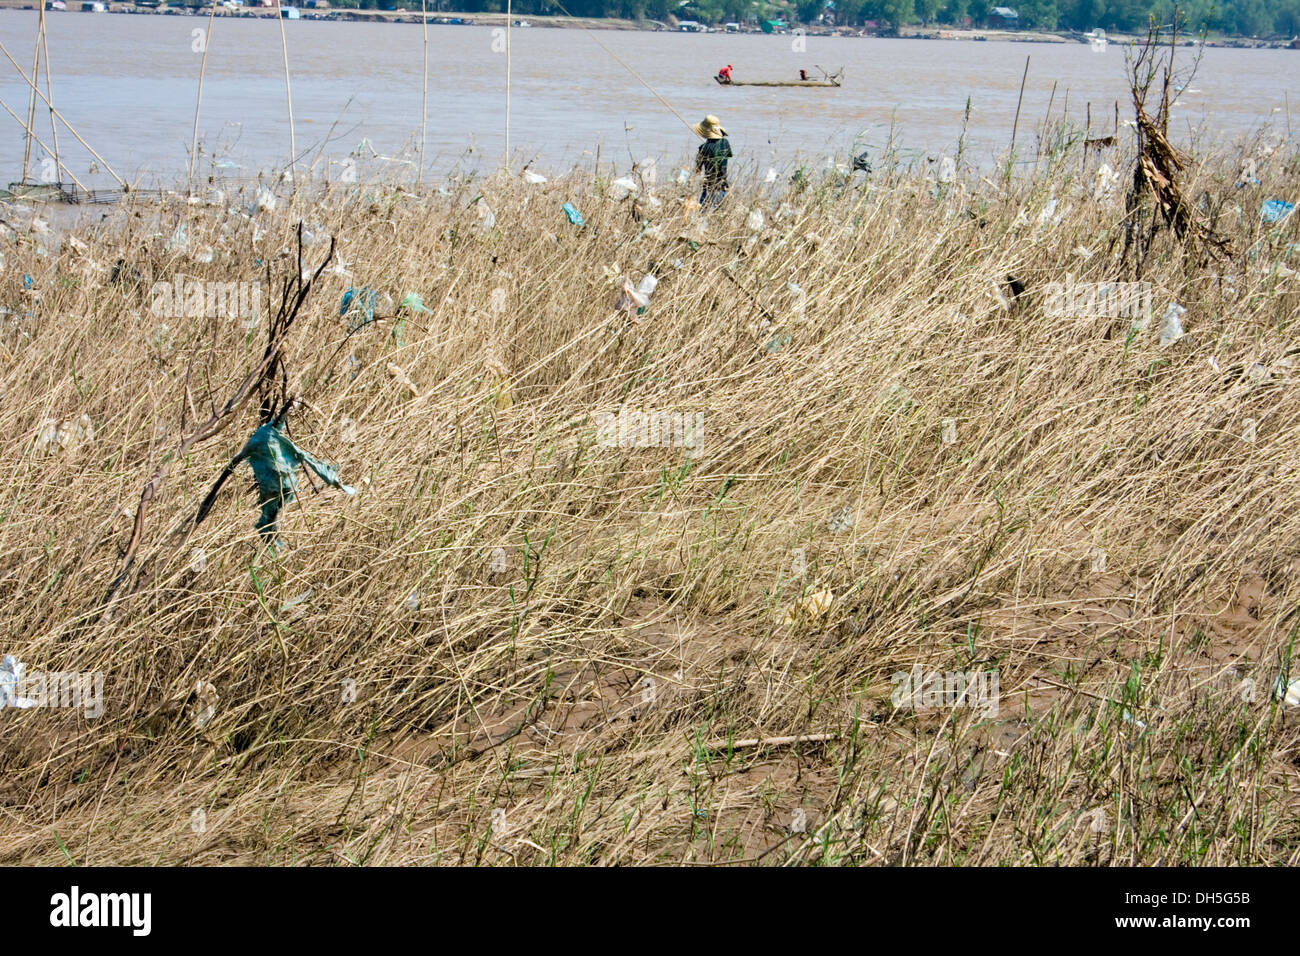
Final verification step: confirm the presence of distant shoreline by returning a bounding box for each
[0,3,1296,48]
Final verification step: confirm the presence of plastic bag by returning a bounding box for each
[34,413,93,455]
[0,655,36,709]
[400,292,432,314]
[239,423,355,540]
[1093,163,1119,201]
[610,177,639,200]
[1262,199,1295,224]
[340,287,377,331]
[562,202,584,226]
[1158,303,1186,346]
[615,274,656,313]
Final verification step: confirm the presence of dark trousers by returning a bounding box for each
[699,185,726,210]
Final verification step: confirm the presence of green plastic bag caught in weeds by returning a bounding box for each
[394,292,432,347]
[239,423,355,541]
[400,292,432,314]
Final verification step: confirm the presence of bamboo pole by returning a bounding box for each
[188,0,221,194]
[418,0,428,188]
[1083,101,1090,175]
[505,0,511,168]
[1037,78,1056,165]
[22,8,43,182]
[1009,54,1030,153]
[274,0,297,182]
[39,13,60,184]
[0,94,88,194]
[0,36,126,189]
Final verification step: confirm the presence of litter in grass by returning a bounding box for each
[1274,675,1300,707]
[610,177,639,200]
[0,655,36,709]
[828,507,854,534]
[387,362,421,399]
[1261,199,1294,223]
[339,417,358,444]
[340,287,377,331]
[189,680,218,729]
[238,423,356,541]
[34,413,94,455]
[400,291,432,314]
[1158,303,1186,346]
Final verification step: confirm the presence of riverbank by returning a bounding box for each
[1,2,1297,47]
[1,128,1298,864]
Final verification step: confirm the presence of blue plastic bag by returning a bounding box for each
[239,423,355,541]
[340,287,378,331]
[1262,199,1295,224]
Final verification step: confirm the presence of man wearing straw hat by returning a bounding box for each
[692,115,733,211]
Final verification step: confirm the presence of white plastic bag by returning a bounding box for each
[610,177,639,200]
[1158,303,1186,346]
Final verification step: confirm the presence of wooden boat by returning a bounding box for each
[715,68,843,87]
[716,75,842,87]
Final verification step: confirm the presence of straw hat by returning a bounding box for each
[692,115,727,140]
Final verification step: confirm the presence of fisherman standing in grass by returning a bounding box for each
[692,115,732,210]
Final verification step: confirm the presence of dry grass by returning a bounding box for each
[0,127,1298,866]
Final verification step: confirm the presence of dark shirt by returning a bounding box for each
[696,138,733,190]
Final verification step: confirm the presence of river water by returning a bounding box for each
[0,9,1294,189]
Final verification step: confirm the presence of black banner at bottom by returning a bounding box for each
[0,865,1274,942]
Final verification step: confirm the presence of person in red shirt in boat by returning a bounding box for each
[717,64,733,84]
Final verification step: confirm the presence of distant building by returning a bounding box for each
[988,6,1019,28]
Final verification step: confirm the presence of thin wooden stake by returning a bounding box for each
[188,0,220,194]
[1037,78,1057,165]
[39,13,60,185]
[1009,54,1030,153]
[1083,100,1091,175]
[419,0,428,188]
[505,0,511,167]
[22,9,42,182]
[274,0,296,182]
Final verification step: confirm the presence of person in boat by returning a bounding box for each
[799,69,808,80]
[717,64,733,84]
[692,115,732,210]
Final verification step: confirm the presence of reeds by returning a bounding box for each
[0,126,1297,865]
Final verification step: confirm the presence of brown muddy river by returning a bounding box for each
[0,9,1294,189]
